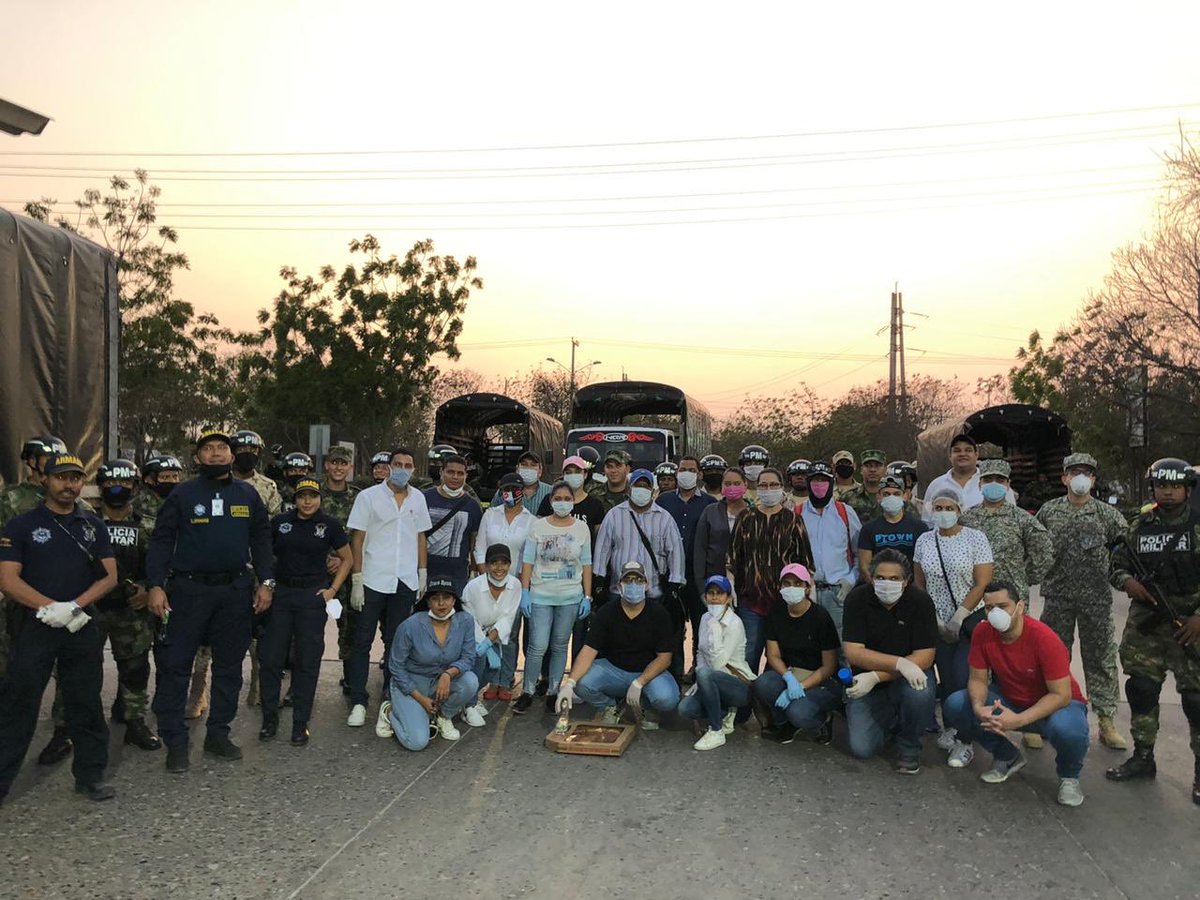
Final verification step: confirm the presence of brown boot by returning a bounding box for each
[1098,716,1128,750]
[185,649,210,720]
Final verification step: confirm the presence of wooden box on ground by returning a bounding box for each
[544,722,637,757]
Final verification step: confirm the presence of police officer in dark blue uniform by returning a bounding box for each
[146,428,275,774]
[0,453,118,805]
[259,477,352,745]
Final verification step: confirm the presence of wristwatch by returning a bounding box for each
[261,579,276,591]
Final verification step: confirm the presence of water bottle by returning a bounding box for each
[837,666,854,687]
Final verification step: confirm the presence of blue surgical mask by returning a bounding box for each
[517,467,539,485]
[706,602,727,619]
[389,467,412,488]
[630,487,653,507]
[551,500,575,518]
[933,510,959,530]
[981,482,1007,503]
[879,495,905,516]
[621,582,647,604]
[563,473,585,490]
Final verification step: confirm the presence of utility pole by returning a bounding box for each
[888,287,898,422]
[886,284,909,432]
[897,288,908,424]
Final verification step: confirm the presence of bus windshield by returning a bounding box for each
[567,428,670,469]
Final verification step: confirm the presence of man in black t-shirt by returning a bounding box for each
[557,561,679,728]
[842,548,938,774]
[856,475,929,580]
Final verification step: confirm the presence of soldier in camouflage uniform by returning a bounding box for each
[843,450,923,522]
[231,430,283,517]
[962,459,1054,601]
[1035,452,1129,750]
[1106,458,1200,805]
[321,446,361,693]
[586,448,632,512]
[132,454,184,526]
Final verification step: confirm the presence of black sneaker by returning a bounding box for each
[124,719,163,751]
[545,695,558,714]
[291,725,310,747]
[259,718,279,741]
[513,693,534,715]
[203,733,243,760]
[340,678,351,697]
[533,678,548,697]
[166,745,190,774]
[895,757,921,775]
[763,723,796,744]
[75,781,115,802]
[37,728,73,765]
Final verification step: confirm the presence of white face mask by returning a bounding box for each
[517,467,539,485]
[706,602,727,619]
[879,495,905,516]
[757,487,784,508]
[550,499,575,518]
[743,465,764,481]
[676,471,698,491]
[428,608,455,622]
[987,606,1014,633]
[873,579,903,606]
[563,473,585,490]
[441,485,464,498]
[487,573,508,588]
[1068,474,1094,497]
[630,486,653,507]
[780,586,807,606]
[932,510,959,530]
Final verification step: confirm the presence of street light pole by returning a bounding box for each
[568,336,578,431]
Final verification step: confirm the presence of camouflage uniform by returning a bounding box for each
[131,489,163,526]
[321,481,361,665]
[237,471,282,515]
[1109,503,1200,755]
[586,481,630,512]
[832,480,861,502]
[961,503,1053,602]
[1036,494,1128,717]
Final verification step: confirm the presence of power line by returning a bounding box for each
[1,101,1194,157]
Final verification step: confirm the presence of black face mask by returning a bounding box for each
[286,472,306,488]
[102,485,134,507]
[233,452,259,474]
[152,481,178,499]
[198,463,232,480]
[835,463,855,479]
[702,472,724,491]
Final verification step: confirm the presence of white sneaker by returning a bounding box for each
[721,709,737,735]
[463,705,486,728]
[640,710,660,731]
[436,715,461,741]
[597,705,622,726]
[980,751,1027,784]
[1057,777,1084,807]
[936,727,958,751]
[947,741,975,768]
[694,728,727,751]
[476,702,489,718]
[375,701,393,737]
[347,704,367,727]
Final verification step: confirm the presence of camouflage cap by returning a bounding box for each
[1063,452,1098,472]
[978,458,1011,478]
[860,449,888,464]
[325,446,353,462]
[604,448,632,464]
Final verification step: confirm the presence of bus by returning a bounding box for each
[568,381,712,468]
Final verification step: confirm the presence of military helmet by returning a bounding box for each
[97,458,139,485]
[1147,457,1196,487]
[654,461,679,479]
[739,444,769,465]
[21,435,67,461]
[887,460,918,484]
[370,451,393,467]
[808,461,835,480]
[283,451,314,472]
[699,453,727,473]
[142,455,183,478]
[232,430,265,452]
[576,445,602,471]
[786,459,812,478]
[428,443,458,462]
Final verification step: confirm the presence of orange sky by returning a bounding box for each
[3,2,1195,419]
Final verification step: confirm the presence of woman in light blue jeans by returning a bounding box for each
[514,482,592,715]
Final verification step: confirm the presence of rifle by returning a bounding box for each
[1111,533,1200,663]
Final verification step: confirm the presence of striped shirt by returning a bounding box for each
[726,507,813,616]
[592,501,686,599]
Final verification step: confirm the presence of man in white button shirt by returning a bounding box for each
[923,433,983,514]
[344,449,432,727]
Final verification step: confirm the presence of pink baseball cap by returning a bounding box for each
[562,455,588,470]
[779,563,813,583]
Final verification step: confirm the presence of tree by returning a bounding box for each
[504,365,596,426]
[234,236,482,458]
[26,171,232,461]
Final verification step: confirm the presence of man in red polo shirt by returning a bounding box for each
[943,579,1090,807]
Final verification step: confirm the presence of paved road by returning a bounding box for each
[1,590,1196,900]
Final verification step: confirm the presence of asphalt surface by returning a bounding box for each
[1,590,1196,900]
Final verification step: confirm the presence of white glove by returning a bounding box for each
[895,657,928,691]
[326,598,343,621]
[38,601,79,628]
[625,678,644,711]
[846,671,880,699]
[418,568,428,594]
[949,605,970,630]
[556,678,575,713]
[66,610,90,633]
[837,578,855,602]
[350,573,365,612]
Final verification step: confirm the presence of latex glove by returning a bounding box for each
[520,589,533,618]
[846,671,880,699]
[325,598,343,621]
[774,689,792,710]
[476,637,493,657]
[485,645,501,669]
[895,657,928,691]
[38,601,79,628]
[418,568,428,594]
[65,610,89,633]
[577,596,592,620]
[783,671,806,701]
[350,573,365,612]
[949,605,970,632]
[625,678,644,711]
[556,678,575,713]
[837,578,855,602]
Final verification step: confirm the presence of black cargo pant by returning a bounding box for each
[259,584,327,726]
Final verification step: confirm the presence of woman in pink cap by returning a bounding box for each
[752,563,843,744]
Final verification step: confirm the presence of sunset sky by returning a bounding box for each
[4,2,1197,420]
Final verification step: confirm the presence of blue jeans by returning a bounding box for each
[472,643,502,700]
[677,667,750,731]
[575,658,680,712]
[815,585,845,637]
[935,637,971,708]
[846,673,937,762]
[523,603,576,696]
[753,670,844,732]
[349,584,415,706]
[737,607,768,673]
[387,671,479,751]
[944,687,1090,778]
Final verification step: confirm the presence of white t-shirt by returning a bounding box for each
[913,526,993,621]
[522,517,592,605]
[461,573,522,644]
[473,505,535,577]
[346,482,432,594]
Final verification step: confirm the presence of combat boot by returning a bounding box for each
[124,719,163,751]
[1105,744,1156,781]
[37,727,73,765]
[1098,716,1128,750]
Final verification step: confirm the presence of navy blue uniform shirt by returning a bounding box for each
[145,476,274,587]
[0,504,115,605]
[271,510,348,579]
[655,490,716,568]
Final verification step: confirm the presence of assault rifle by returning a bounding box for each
[1111,533,1200,663]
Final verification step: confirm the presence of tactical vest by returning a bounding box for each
[99,515,147,610]
[1135,507,1200,597]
